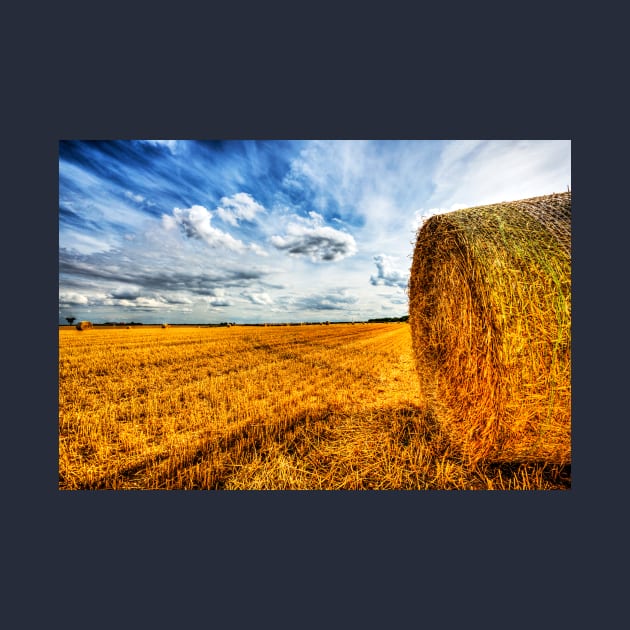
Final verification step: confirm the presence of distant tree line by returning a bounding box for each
[62,317,145,326]
[367,315,409,323]
[62,316,409,327]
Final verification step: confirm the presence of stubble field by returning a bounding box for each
[58,323,570,490]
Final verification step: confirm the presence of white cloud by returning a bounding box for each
[216,192,265,226]
[412,203,468,229]
[270,212,357,262]
[248,242,269,257]
[241,290,274,306]
[162,214,177,231]
[370,255,409,289]
[59,291,90,306]
[124,191,145,203]
[163,205,246,252]
[141,140,178,153]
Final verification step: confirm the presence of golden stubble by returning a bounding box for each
[59,323,570,490]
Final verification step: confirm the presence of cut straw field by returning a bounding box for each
[59,323,569,490]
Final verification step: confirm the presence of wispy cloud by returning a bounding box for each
[139,139,178,153]
[428,140,571,209]
[216,192,265,226]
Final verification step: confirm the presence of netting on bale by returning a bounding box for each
[408,192,571,465]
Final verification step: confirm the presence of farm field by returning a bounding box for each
[59,323,570,490]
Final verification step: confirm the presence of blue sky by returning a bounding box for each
[59,139,571,324]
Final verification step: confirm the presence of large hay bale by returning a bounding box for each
[161,323,169,329]
[408,192,571,465]
[75,321,93,331]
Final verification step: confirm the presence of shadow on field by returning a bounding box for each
[182,405,340,490]
[79,406,341,490]
[481,461,571,489]
[83,402,571,490]
[169,401,505,490]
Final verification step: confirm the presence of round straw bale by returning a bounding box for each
[75,320,93,331]
[161,323,169,328]
[408,192,571,465]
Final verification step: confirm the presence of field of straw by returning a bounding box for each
[409,192,571,467]
[59,323,569,489]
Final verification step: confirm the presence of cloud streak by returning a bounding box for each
[292,291,358,311]
[60,248,268,296]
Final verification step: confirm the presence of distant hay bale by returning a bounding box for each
[161,323,169,329]
[75,321,93,331]
[408,192,571,465]
[126,326,131,329]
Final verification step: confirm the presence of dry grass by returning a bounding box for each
[408,192,571,466]
[59,323,569,490]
